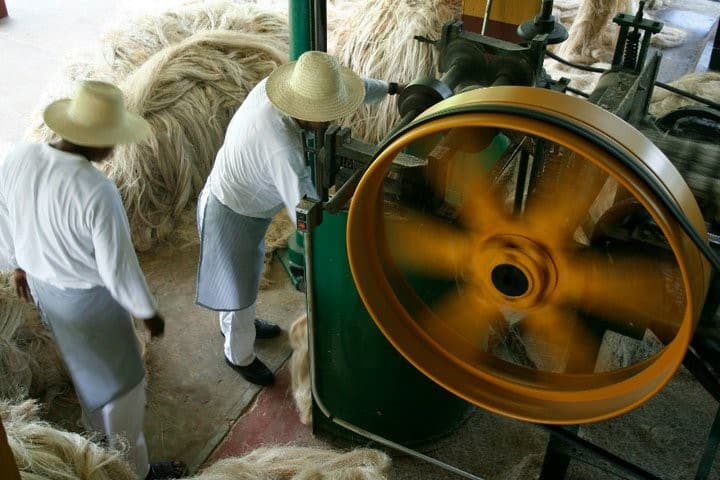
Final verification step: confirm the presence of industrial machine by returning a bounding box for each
[296,1,720,479]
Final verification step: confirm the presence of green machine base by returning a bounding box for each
[307,212,474,448]
[276,230,305,291]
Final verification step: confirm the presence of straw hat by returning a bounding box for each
[43,80,151,147]
[266,51,364,122]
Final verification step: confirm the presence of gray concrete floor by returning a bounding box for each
[138,240,306,471]
[2,1,720,479]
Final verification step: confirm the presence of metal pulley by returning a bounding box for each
[346,86,710,425]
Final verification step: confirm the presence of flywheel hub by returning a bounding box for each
[471,235,557,309]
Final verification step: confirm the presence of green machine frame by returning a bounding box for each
[284,0,475,461]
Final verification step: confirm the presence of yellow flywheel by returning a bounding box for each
[346,86,711,425]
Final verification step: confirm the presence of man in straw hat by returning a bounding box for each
[0,80,186,479]
[195,50,402,386]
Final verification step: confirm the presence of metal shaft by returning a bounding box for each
[311,0,327,52]
[481,0,494,35]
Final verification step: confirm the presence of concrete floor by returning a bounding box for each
[2,1,720,479]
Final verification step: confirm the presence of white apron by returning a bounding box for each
[195,190,271,311]
[28,276,145,411]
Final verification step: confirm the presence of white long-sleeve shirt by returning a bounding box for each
[0,143,157,319]
[207,78,390,224]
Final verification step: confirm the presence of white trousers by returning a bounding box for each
[221,301,257,366]
[83,381,149,480]
[199,188,259,367]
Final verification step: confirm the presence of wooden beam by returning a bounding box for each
[0,416,21,480]
[462,0,542,26]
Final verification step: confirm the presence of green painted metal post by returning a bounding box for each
[278,0,314,289]
[289,0,312,61]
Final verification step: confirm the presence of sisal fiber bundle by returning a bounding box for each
[553,0,583,23]
[0,301,33,400]
[556,0,685,66]
[2,396,390,480]
[0,274,72,403]
[288,314,311,425]
[1,398,136,480]
[108,29,288,251]
[189,446,391,480]
[330,0,462,144]
[649,71,720,118]
[27,2,290,252]
[328,0,681,142]
[545,0,687,93]
[546,0,686,94]
[100,1,289,82]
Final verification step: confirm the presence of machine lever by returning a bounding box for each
[323,166,365,214]
[413,34,437,45]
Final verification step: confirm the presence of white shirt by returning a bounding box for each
[0,143,157,319]
[207,78,390,223]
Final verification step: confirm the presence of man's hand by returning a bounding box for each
[13,269,31,302]
[143,314,165,339]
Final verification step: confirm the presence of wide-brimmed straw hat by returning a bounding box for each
[266,51,365,122]
[43,80,151,147]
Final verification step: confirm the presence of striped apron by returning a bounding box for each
[27,276,145,412]
[195,190,271,311]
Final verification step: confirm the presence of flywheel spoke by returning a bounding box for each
[524,148,609,246]
[562,246,685,341]
[416,289,502,352]
[453,155,511,234]
[425,128,511,234]
[385,211,473,278]
[521,305,600,373]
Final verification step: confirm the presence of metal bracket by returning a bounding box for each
[296,197,323,232]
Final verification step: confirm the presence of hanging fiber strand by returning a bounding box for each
[259,211,296,289]
[289,314,312,425]
[330,0,462,144]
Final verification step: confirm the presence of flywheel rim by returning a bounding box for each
[346,87,710,425]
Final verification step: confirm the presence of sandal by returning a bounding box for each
[145,460,188,479]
